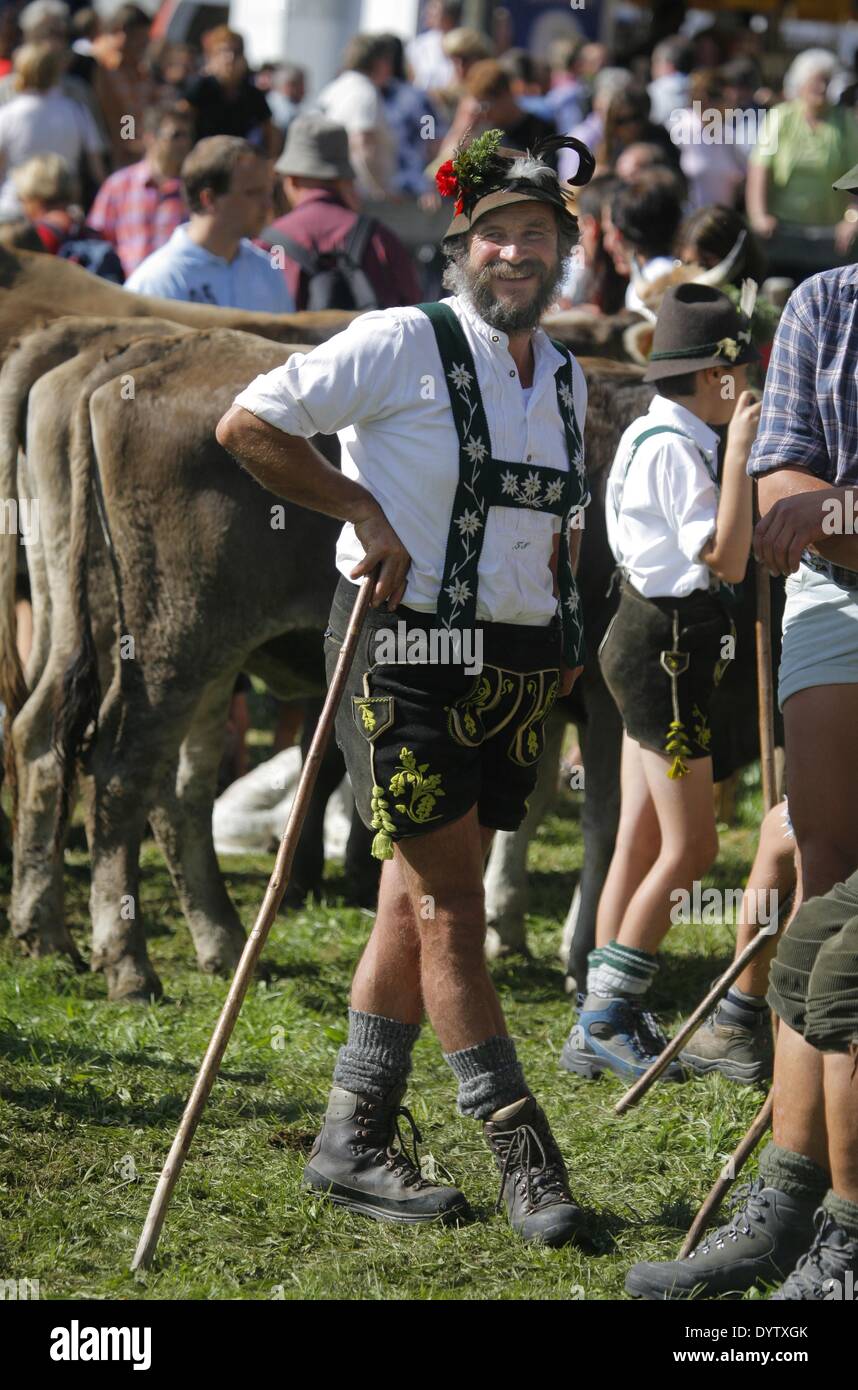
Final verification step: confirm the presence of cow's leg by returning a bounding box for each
[147,673,246,974]
[564,668,622,990]
[9,653,81,961]
[82,685,174,1001]
[484,706,567,959]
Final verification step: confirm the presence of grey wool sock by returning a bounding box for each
[332,1008,420,1100]
[444,1034,528,1119]
[823,1190,858,1240]
[758,1141,831,1203]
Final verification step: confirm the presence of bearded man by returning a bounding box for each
[216,131,595,1246]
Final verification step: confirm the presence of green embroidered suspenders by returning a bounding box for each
[418,301,588,667]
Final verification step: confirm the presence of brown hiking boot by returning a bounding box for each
[680,1007,773,1085]
[484,1095,588,1247]
[302,1084,471,1225]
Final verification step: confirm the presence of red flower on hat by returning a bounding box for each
[435,160,459,199]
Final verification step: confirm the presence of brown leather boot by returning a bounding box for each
[303,1084,471,1225]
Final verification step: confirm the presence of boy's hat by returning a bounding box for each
[642,282,760,382]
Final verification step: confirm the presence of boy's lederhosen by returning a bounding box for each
[598,425,737,779]
[325,302,589,860]
[768,869,858,1056]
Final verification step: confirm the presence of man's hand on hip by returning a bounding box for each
[351,502,412,609]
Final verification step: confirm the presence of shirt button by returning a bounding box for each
[527,453,532,461]
[509,369,515,377]
[491,334,499,342]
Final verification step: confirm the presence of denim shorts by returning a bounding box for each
[778,564,858,709]
[324,576,563,859]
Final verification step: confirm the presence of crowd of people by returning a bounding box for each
[0,1,856,312]
[3,0,858,1303]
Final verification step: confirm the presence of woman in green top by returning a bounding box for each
[746,48,858,280]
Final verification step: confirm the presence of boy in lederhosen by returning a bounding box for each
[561,282,762,1082]
[217,126,598,1247]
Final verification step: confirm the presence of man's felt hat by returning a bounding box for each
[275,114,355,182]
[436,129,595,239]
[642,282,760,382]
[833,159,858,191]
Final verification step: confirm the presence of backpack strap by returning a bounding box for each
[342,213,376,266]
[262,229,319,277]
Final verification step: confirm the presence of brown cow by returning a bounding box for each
[0,245,354,358]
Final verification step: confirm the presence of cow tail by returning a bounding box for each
[52,382,105,845]
[0,341,37,814]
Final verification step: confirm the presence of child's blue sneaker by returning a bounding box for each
[560,995,685,1082]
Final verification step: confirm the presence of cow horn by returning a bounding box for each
[632,300,658,325]
[690,230,748,288]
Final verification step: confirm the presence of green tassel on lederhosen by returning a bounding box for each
[370,783,395,860]
[661,612,691,779]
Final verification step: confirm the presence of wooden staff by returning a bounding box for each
[679,1092,774,1257]
[131,573,376,1272]
[614,918,782,1115]
[678,551,780,1254]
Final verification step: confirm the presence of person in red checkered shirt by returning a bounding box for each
[87,99,192,277]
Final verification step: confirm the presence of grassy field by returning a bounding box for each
[0,758,769,1302]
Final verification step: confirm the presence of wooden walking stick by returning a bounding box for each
[131,572,377,1272]
[677,550,780,1254]
[614,912,786,1114]
[679,1091,774,1256]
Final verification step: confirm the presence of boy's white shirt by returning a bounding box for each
[605,393,720,598]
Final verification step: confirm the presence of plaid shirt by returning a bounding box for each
[748,262,858,588]
[87,158,187,277]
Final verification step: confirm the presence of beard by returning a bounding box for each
[443,252,568,333]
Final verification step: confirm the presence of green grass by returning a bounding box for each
[0,767,769,1301]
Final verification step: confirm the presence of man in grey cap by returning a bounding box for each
[263,112,420,311]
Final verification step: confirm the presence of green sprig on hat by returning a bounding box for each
[442,128,506,218]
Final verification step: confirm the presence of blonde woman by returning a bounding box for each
[0,42,105,219]
[12,152,123,281]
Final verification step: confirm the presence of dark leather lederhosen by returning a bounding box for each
[598,424,736,778]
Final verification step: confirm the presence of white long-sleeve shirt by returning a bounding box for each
[233,294,589,627]
[605,394,720,598]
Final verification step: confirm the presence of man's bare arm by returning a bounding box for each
[216,404,411,607]
[755,467,858,574]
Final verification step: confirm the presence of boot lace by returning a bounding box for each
[690,1179,771,1259]
[351,1099,430,1189]
[778,1211,854,1299]
[491,1119,571,1214]
[633,1005,671,1056]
